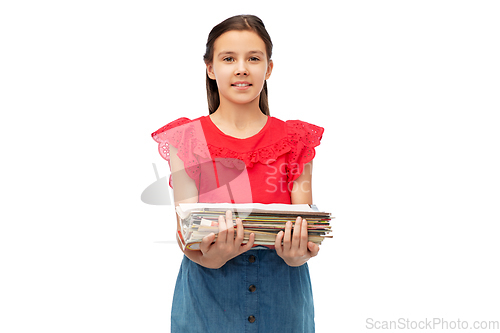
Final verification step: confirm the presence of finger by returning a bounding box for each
[299,218,308,251]
[292,217,302,248]
[275,230,284,256]
[217,214,227,243]
[240,232,255,253]
[283,221,292,251]
[307,242,320,257]
[234,217,244,246]
[225,210,235,244]
[200,232,216,254]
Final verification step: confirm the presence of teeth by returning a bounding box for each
[234,84,250,87]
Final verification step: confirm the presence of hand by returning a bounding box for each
[199,210,255,269]
[275,216,320,267]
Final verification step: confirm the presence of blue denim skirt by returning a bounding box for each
[171,249,315,332]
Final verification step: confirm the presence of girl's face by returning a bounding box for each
[206,30,273,109]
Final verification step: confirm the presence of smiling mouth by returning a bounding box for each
[231,83,252,87]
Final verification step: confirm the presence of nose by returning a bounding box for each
[235,61,248,76]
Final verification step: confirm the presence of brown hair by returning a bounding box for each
[203,15,273,116]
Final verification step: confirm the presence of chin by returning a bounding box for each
[234,93,262,103]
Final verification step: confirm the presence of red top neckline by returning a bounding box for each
[205,115,272,141]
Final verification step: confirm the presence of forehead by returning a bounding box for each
[213,30,267,55]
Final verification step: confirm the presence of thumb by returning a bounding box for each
[200,232,216,254]
[307,242,320,257]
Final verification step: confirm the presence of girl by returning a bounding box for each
[152,15,324,332]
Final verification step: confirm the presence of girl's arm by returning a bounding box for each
[170,146,255,269]
[290,161,313,205]
[169,146,203,262]
[275,161,321,266]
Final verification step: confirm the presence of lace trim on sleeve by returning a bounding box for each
[286,120,324,183]
[151,118,209,188]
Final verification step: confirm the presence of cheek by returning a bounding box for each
[255,67,269,84]
[257,65,270,80]
[213,65,231,81]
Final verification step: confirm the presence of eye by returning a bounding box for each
[222,57,234,62]
[249,57,260,62]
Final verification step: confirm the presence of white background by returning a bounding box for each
[1,0,499,332]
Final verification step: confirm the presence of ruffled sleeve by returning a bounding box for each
[286,120,324,183]
[151,117,208,188]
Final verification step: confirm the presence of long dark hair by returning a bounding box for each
[203,15,273,116]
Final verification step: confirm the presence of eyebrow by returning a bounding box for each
[217,50,265,57]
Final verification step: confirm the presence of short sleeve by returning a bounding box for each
[151,117,208,188]
[286,120,324,183]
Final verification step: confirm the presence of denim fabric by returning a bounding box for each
[171,249,315,332]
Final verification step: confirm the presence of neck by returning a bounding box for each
[212,97,266,130]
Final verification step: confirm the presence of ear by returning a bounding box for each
[206,63,216,80]
[265,59,273,80]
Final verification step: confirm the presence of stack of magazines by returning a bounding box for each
[176,203,333,250]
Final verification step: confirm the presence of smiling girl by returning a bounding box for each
[152,15,324,332]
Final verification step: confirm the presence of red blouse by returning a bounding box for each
[152,115,323,204]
